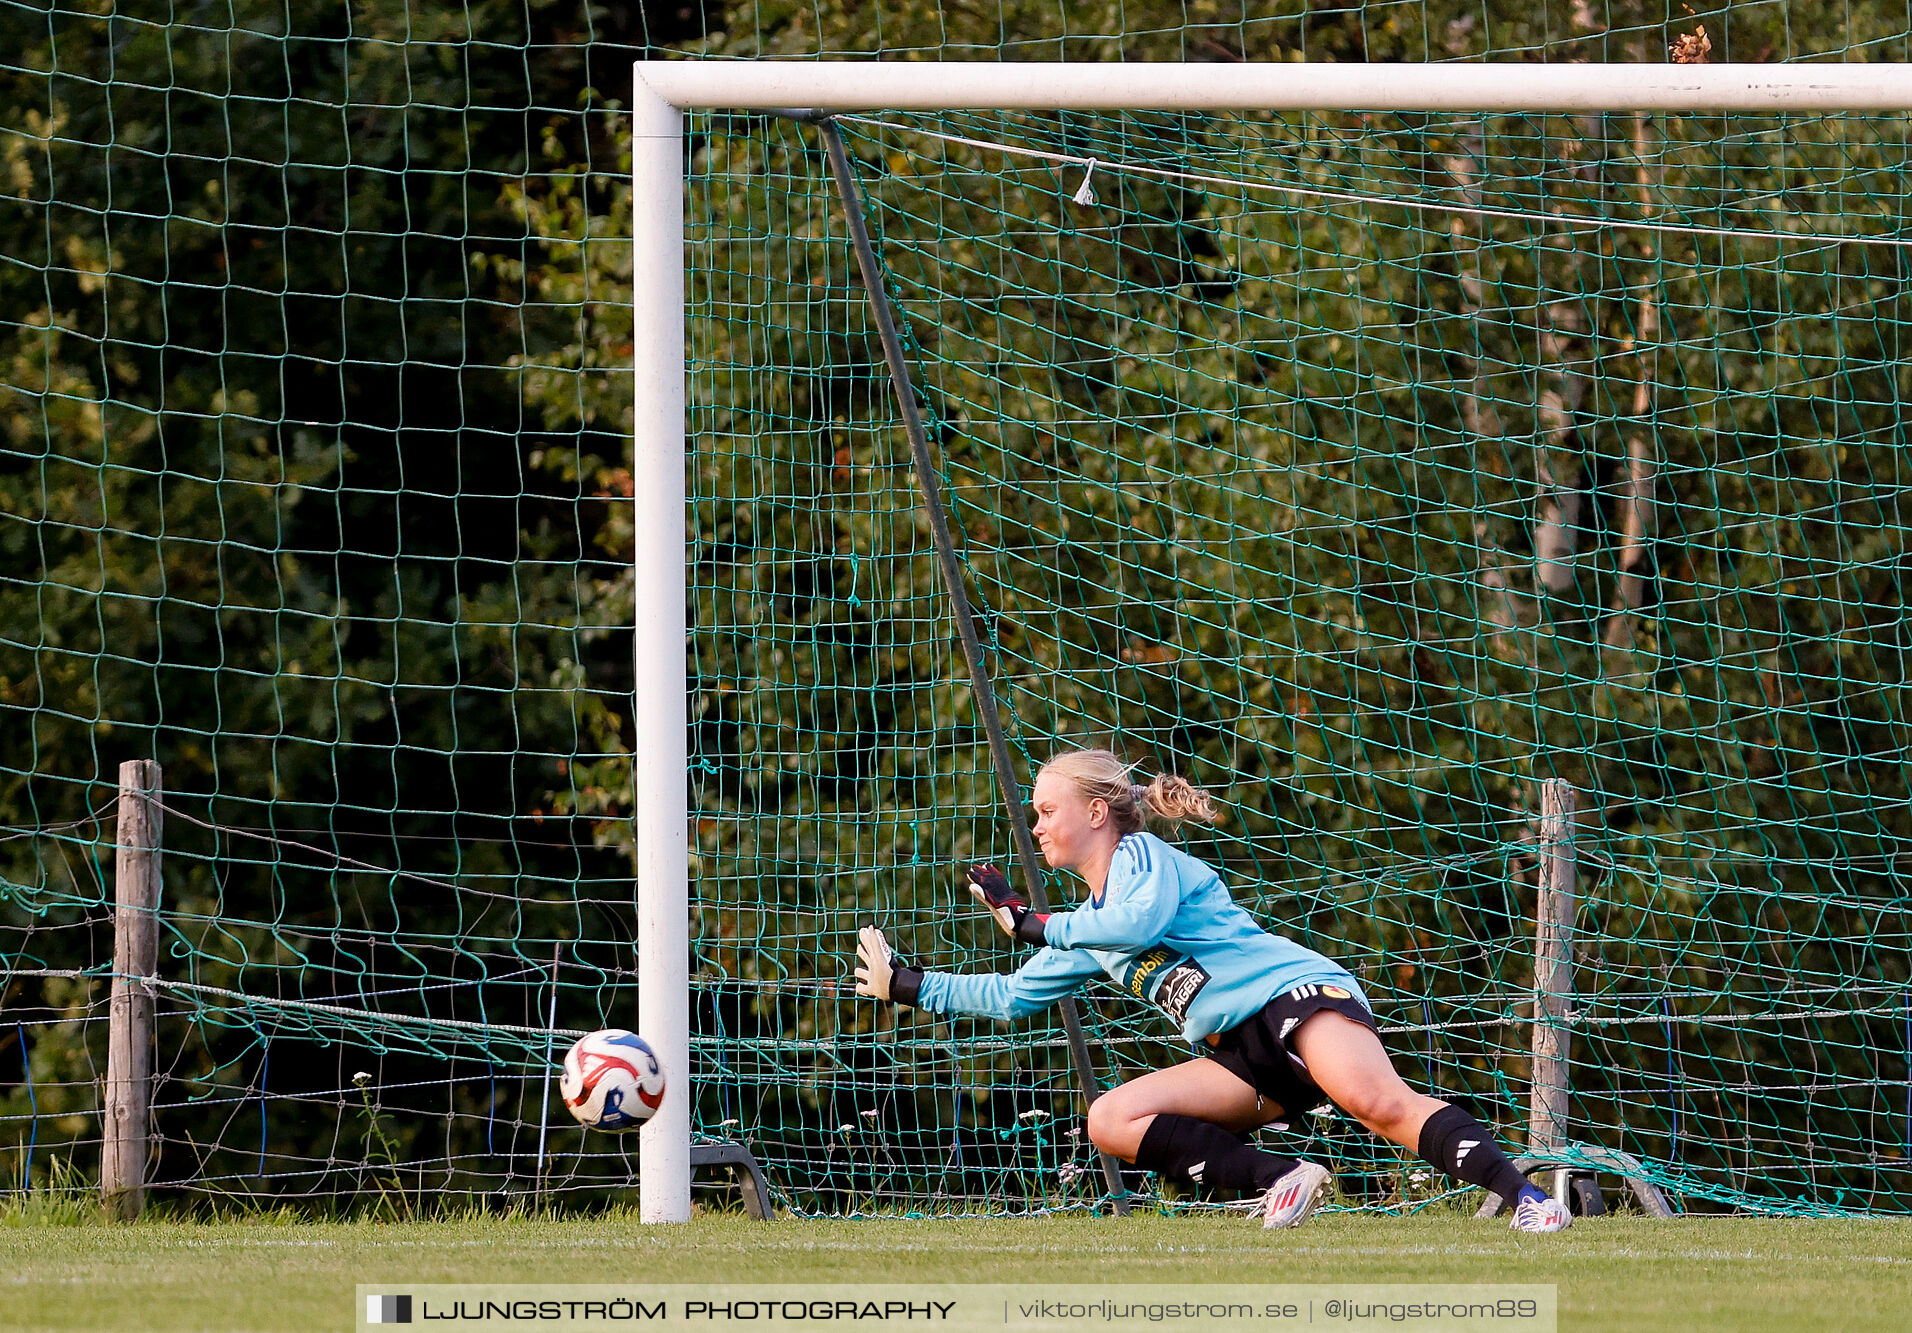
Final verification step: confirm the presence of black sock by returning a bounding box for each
[1133,1113,1300,1201]
[1416,1104,1535,1203]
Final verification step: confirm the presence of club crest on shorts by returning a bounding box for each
[1321,984,1352,1000]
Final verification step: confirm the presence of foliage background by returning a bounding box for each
[3,1,1909,1214]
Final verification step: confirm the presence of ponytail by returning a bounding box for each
[1136,772,1218,827]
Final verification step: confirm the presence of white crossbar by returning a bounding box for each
[637,59,1912,113]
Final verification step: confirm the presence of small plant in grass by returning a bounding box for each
[353,1071,416,1221]
[0,1154,97,1227]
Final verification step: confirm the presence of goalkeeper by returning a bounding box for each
[854,747,1572,1233]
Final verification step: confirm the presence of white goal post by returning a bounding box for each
[627,58,1912,1224]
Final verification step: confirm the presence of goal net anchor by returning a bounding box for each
[1475,1149,1677,1221]
[690,1141,777,1220]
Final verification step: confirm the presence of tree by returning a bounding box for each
[4,0,1909,1213]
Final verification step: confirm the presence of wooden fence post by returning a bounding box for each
[1530,778,1577,1156]
[103,759,162,1220]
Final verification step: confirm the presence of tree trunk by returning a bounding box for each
[1532,117,1599,601]
[1447,128,1502,443]
[1533,379,1585,597]
[1606,111,1661,646]
[1448,128,1520,648]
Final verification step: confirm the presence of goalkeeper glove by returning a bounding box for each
[967,863,1049,945]
[855,926,922,1007]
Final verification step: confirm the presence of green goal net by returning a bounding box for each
[4,2,1911,1219]
[674,98,1912,1217]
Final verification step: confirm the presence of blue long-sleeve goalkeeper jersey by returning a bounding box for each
[915,831,1366,1042]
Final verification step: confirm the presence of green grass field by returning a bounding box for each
[4,1211,1909,1332]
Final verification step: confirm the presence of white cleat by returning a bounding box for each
[1509,1194,1573,1233]
[1257,1161,1332,1229]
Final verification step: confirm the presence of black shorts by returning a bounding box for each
[1202,982,1377,1117]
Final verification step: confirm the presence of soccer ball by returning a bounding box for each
[560,1029,665,1132]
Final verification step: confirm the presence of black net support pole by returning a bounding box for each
[818,118,1130,1215]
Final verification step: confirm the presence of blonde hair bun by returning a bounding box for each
[1141,772,1219,826]
[1039,749,1220,833]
